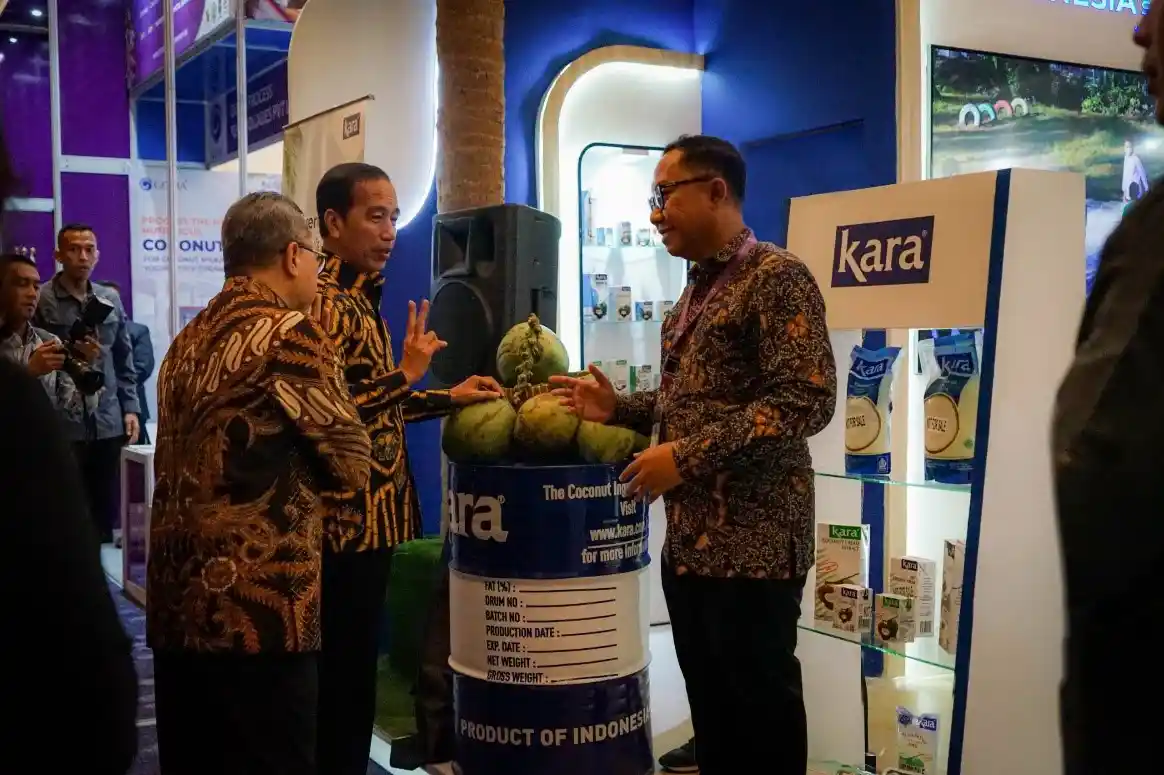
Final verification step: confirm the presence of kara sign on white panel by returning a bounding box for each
[831,216,934,288]
[787,172,999,331]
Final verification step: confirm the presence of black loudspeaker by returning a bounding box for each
[428,203,561,389]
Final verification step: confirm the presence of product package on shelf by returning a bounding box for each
[630,364,655,393]
[582,190,596,245]
[875,593,915,646]
[844,345,902,477]
[584,274,609,321]
[939,539,966,655]
[888,556,937,638]
[611,286,633,321]
[660,299,675,319]
[832,584,873,635]
[921,331,983,485]
[634,300,654,321]
[894,707,940,775]
[600,359,629,394]
[814,523,870,627]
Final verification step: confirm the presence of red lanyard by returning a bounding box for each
[660,236,756,388]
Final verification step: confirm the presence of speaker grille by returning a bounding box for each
[429,279,494,387]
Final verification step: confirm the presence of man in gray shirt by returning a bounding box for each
[35,224,139,543]
[0,253,84,415]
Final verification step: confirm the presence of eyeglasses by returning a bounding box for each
[648,176,715,212]
[295,242,328,274]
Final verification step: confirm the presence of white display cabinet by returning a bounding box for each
[786,169,1083,775]
[578,143,687,626]
[120,444,156,606]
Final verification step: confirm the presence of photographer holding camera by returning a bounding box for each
[35,224,140,544]
[0,253,88,417]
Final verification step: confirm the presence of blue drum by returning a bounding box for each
[448,462,654,775]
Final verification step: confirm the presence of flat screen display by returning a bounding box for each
[929,46,1159,293]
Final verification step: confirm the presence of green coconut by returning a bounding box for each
[496,316,570,388]
[577,421,650,464]
[442,398,517,463]
[513,392,581,457]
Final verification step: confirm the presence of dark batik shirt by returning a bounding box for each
[316,254,454,553]
[613,228,837,579]
[147,277,371,653]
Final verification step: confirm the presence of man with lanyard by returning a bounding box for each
[311,162,503,775]
[552,135,836,775]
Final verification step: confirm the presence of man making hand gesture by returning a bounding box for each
[311,162,502,775]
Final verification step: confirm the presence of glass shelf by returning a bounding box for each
[797,619,956,672]
[815,470,971,494]
[808,761,875,775]
[582,319,663,326]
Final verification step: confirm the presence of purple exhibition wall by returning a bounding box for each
[1,0,133,296]
[1,35,53,200]
[60,171,134,312]
[59,0,132,158]
[3,211,56,277]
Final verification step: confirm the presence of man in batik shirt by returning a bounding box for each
[553,135,836,775]
[148,192,371,775]
[312,162,502,775]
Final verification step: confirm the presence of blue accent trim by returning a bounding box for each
[945,168,1011,775]
[859,328,887,682]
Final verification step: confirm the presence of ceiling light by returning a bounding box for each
[7,37,16,44]
[30,8,43,17]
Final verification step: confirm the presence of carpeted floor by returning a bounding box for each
[109,582,390,775]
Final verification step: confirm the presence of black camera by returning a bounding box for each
[62,296,115,395]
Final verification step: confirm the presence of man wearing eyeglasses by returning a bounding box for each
[310,162,503,775]
[552,135,836,775]
[35,224,140,544]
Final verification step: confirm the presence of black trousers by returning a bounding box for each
[71,435,124,542]
[154,650,318,775]
[662,561,807,775]
[318,548,394,775]
[1062,592,1163,775]
[413,540,455,762]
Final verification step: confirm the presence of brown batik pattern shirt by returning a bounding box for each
[613,228,837,579]
[316,254,454,553]
[147,277,371,654]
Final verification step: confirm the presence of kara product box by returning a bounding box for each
[659,299,676,319]
[630,364,656,393]
[585,274,609,321]
[875,593,915,646]
[939,539,966,655]
[889,556,937,638]
[611,286,633,321]
[832,584,872,635]
[606,359,630,394]
[634,300,654,321]
[814,523,870,627]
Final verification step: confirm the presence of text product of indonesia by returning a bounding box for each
[282,98,370,248]
[448,463,654,775]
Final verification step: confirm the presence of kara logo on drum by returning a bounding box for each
[832,216,934,288]
[448,492,509,543]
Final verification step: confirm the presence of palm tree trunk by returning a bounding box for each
[435,0,505,213]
